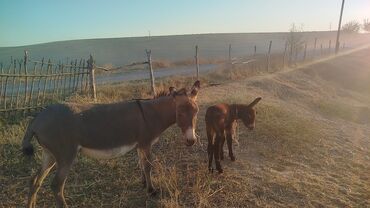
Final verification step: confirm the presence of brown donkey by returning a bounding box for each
[205,97,261,173]
[22,81,201,208]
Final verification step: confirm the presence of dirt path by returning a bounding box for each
[193,47,370,207]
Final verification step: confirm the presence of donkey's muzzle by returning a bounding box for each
[184,128,196,146]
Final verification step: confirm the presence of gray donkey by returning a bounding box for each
[22,81,201,208]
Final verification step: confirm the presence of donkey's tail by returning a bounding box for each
[22,122,35,156]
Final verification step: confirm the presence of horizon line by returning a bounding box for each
[0,30,338,48]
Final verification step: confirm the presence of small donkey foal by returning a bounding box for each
[205,97,262,173]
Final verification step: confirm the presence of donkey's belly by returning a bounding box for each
[79,143,137,159]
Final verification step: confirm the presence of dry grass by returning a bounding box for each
[153,57,227,69]
[1,48,370,207]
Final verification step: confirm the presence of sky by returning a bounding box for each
[0,0,369,47]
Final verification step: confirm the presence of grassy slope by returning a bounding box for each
[1,32,369,66]
[1,48,370,207]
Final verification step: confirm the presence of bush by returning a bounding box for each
[286,24,305,64]
[363,19,370,32]
[342,21,361,33]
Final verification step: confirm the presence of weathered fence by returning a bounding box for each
[145,49,156,96]
[228,37,348,71]
[0,51,95,119]
[0,36,353,120]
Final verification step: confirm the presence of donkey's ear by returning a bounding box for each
[190,80,201,99]
[169,87,177,96]
[248,97,262,108]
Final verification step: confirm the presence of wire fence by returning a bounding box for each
[1,32,368,120]
[102,35,355,96]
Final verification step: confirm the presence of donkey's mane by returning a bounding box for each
[154,90,170,99]
[130,90,170,103]
[153,88,187,99]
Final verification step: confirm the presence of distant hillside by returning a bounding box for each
[1,32,369,67]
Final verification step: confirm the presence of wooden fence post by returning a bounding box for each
[41,59,51,106]
[267,40,272,72]
[282,41,288,67]
[0,63,3,105]
[320,44,323,57]
[80,60,86,93]
[313,38,317,59]
[303,42,307,62]
[10,60,17,110]
[51,62,58,99]
[146,49,156,96]
[288,40,293,65]
[294,46,298,64]
[28,62,37,108]
[23,51,28,109]
[195,45,199,79]
[87,54,97,102]
[57,62,64,100]
[228,44,233,78]
[252,45,257,70]
[228,44,232,64]
[36,58,44,105]
[329,40,332,53]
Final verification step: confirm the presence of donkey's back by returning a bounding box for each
[205,104,231,131]
[22,101,144,156]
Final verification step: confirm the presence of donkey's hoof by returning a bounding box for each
[148,188,158,197]
[230,156,236,162]
[142,181,147,188]
[208,167,214,173]
[216,167,223,174]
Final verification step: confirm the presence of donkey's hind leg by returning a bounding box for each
[206,125,215,172]
[51,149,77,208]
[27,149,55,208]
[214,134,224,173]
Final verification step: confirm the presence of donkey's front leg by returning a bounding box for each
[137,153,147,188]
[137,147,157,196]
[51,161,74,208]
[51,148,77,208]
[226,131,236,161]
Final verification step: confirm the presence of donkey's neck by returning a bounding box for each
[143,96,176,138]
